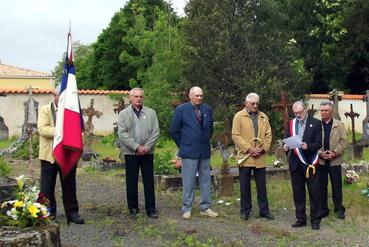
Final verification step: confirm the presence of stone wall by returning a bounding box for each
[0,91,128,137]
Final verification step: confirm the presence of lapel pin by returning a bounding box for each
[310,124,313,127]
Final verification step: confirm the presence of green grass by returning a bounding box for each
[0,136,17,149]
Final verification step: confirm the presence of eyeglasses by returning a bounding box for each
[249,102,258,106]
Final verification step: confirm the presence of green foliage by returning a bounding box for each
[183,0,310,129]
[11,138,39,161]
[154,150,178,175]
[0,158,11,177]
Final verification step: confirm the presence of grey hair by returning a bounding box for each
[54,84,61,96]
[129,87,144,96]
[320,100,333,108]
[245,93,259,102]
[189,86,202,96]
[292,100,305,109]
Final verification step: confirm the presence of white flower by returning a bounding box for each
[225,202,231,206]
[217,200,224,204]
[236,198,241,201]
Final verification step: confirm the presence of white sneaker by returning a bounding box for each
[200,208,219,218]
[182,211,191,219]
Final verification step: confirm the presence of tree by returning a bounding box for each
[182,0,310,124]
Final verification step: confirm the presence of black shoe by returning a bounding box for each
[70,213,85,224]
[260,213,274,220]
[240,213,250,220]
[311,223,320,230]
[147,212,158,219]
[337,211,345,220]
[291,221,307,228]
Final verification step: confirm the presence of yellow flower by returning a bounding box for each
[28,204,39,217]
[14,200,24,208]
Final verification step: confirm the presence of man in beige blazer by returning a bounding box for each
[318,101,347,219]
[38,85,84,224]
[232,93,273,221]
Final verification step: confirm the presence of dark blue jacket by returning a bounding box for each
[169,102,213,159]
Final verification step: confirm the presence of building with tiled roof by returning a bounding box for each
[0,63,54,90]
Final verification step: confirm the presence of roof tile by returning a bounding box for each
[0,63,52,78]
[0,88,128,95]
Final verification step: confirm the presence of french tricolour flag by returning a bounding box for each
[53,32,83,177]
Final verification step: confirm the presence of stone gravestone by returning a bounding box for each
[361,90,369,145]
[307,104,318,117]
[0,116,9,140]
[23,87,38,176]
[22,87,39,135]
[345,103,363,159]
[81,98,103,161]
[0,92,8,140]
[214,121,234,197]
[328,89,342,121]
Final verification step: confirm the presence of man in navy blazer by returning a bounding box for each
[283,101,322,230]
[169,86,218,219]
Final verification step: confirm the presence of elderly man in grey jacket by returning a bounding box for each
[118,87,160,219]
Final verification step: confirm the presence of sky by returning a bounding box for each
[0,0,186,74]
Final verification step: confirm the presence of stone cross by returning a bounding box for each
[344,103,360,144]
[272,91,290,136]
[21,86,39,177]
[328,89,342,120]
[113,97,128,114]
[307,104,318,117]
[362,90,369,143]
[82,98,103,152]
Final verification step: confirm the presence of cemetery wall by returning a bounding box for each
[307,94,365,134]
[0,89,128,137]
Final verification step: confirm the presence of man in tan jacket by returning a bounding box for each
[318,101,347,219]
[232,93,273,220]
[38,85,84,224]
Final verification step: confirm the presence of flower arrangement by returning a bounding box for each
[1,175,50,228]
[345,170,359,184]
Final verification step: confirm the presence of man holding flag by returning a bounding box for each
[283,101,322,230]
[38,32,84,224]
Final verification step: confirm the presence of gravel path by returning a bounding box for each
[7,160,369,246]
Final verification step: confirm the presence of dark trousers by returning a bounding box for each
[239,167,269,215]
[40,160,79,217]
[290,163,321,224]
[125,154,156,214]
[318,164,345,215]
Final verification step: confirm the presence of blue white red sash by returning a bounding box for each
[289,118,319,178]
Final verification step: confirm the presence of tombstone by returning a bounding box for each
[345,103,363,159]
[22,87,38,177]
[82,98,103,161]
[22,86,39,135]
[214,120,234,197]
[0,93,7,140]
[0,116,9,140]
[361,90,369,145]
[307,104,318,117]
[328,89,343,121]
[113,97,128,134]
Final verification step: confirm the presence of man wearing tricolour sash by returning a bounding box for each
[283,101,322,230]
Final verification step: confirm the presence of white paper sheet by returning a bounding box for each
[283,135,302,149]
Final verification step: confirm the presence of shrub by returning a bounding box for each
[0,158,11,177]
[154,151,179,175]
